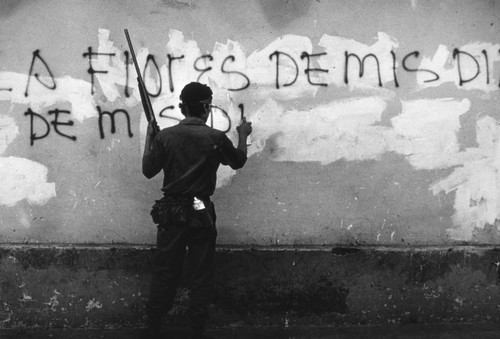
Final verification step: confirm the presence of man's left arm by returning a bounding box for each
[142,121,162,179]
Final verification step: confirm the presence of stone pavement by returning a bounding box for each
[2,323,500,339]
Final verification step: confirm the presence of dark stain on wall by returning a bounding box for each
[258,0,312,28]
[214,250,349,316]
[160,0,193,9]
[0,0,26,17]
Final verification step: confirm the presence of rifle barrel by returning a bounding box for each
[123,29,159,132]
[124,29,143,81]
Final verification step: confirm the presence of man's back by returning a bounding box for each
[143,116,247,197]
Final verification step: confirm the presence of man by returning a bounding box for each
[142,82,252,339]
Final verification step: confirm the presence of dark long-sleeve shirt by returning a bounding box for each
[142,117,247,197]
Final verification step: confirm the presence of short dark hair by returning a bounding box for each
[180,81,211,106]
[179,82,213,117]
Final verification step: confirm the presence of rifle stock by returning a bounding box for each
[124,29,160,134]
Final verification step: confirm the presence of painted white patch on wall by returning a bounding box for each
[0,99,55,211]
[95,28,130,103]
[248,96,390,164]
[0,72,96,122]
[0,115,19,154]
[432,116,500,240]
[0,156,56,207]
[248,97,471,168]
[246,96,482,240]
[391,98,471,169]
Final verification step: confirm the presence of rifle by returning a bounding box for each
[124,29,160,134]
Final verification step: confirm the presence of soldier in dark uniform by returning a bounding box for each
[142,82,252,339]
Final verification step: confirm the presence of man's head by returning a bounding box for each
[179,82,213,120]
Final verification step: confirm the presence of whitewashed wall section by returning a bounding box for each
[0,28,499,241]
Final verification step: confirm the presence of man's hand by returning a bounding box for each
[144,121,159,154]
[237,117,252,137]
[147,121,159,138]
[236,118,252,155]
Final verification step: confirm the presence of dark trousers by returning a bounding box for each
[146,202,217,328]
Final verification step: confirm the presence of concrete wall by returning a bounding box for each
[1,0,500,329]
[0,0,499,245]
[1,245,500,328]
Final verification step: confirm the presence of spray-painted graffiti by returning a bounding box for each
[16,48,249,144]
[24,50,56,97]
[24,108,76,145]
[120,46,499,92]
[1,28,500,241]
[6,40,499,146]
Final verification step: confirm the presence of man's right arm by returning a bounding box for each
[220,118,252,170]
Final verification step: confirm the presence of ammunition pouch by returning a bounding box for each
[150,196,214,229]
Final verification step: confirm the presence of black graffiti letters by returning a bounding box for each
[124,51,131,98]
[24,108,76,145]
[239,103,244,120]
[144,55,162,97]
[156,103,232,133]
[344,52,382,87]
[25,105,135,145]
[300,52,328,87]
[24,108,50,146]
[194,55,213,83]
[453,49,480,86]
[167,54,185,93]
[83,47,116,95]
[481,50,490,85]
[25,50,56,97]
[48,109,77,141]
[159,106,177,120]
[269,51,299,89]
[12,42,500,147]
[97,106,133,139]
[391,51,400,88]
[221,55,250,91]
[208,105,231,133]
[402,51,440,83]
